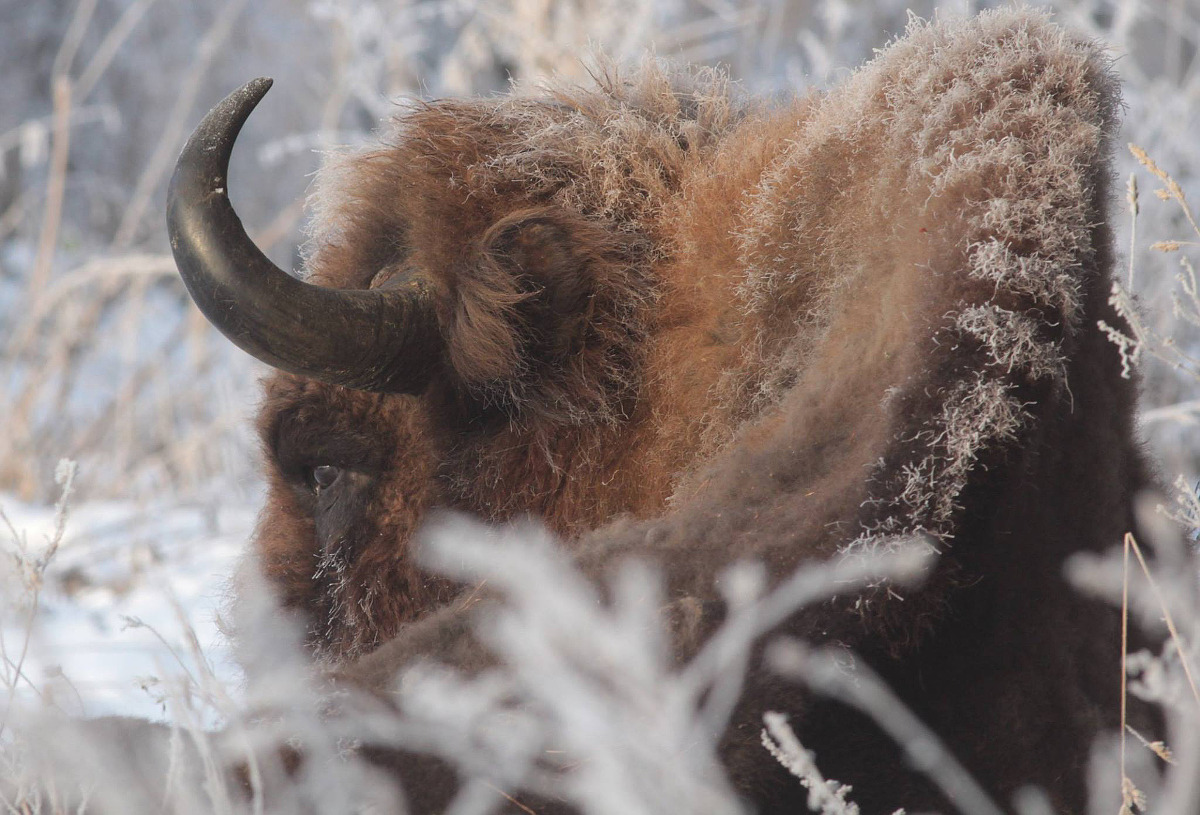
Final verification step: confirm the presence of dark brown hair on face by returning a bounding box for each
[254,375,456,659]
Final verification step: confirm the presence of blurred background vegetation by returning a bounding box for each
[2,0,1199,506]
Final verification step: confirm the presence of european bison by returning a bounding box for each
[167,9,1149,813]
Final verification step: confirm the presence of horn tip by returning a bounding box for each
[235,77,274,108]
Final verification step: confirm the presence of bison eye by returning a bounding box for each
[308,464,342,491]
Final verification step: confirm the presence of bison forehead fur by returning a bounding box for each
[179,8,1154,814]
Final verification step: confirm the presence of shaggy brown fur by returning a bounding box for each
[241,9,1148,812]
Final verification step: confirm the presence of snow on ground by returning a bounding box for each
[0,490,258,724]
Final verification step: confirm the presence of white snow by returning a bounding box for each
[0,491,257,724]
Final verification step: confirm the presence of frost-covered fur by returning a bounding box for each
[245,10,1150,813]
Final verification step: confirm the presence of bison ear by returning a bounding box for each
[444,207,636,407]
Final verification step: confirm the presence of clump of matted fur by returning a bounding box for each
[485,57,747,236]
[724,10,1121,553]
[837,11,1120,557]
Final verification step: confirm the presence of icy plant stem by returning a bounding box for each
[28,76,72,301]
[762,712,861,815]
[772,640,1004,815]
[1129,144,1200,241]
[1121,531,1131,813]
[111,0,249,249]
[1125,533,1200,711]
[0,460,77,741]
[1127,173,1138,290]
[0,598,40,743]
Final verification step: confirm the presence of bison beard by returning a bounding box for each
[165,9,1152,815]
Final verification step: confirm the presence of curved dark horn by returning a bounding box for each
[167,78,441,394]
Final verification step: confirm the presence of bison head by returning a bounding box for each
[168,72,751,660]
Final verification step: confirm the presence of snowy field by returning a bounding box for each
[1,486,255,722]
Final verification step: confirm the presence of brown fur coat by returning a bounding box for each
[242,9,1147,813]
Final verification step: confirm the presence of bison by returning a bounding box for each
[165,8,1152,814]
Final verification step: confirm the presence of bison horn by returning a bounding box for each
[167,78,441,394]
